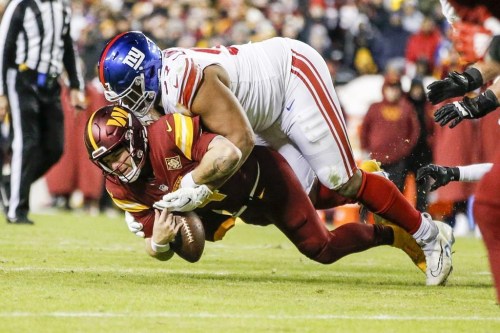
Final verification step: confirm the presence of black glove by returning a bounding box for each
[426,67,483,105]
[416,164,460,192]
[434,89,500,128]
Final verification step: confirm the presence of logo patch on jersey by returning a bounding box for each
[122,47,145,70]
[165,155,182,170]
[159,184,169,192]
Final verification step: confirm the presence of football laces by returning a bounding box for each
[180,217,194,244]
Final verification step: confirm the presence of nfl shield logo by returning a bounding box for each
[165,156,182,170]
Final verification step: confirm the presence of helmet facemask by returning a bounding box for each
[104,74,156,118]
[96,129,146,183]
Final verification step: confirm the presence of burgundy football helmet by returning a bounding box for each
[84,105,148,183]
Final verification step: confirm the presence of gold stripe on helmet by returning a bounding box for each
[107,106,129,127]
[86,111,99,150]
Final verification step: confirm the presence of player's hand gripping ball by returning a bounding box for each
[170,211,205,263]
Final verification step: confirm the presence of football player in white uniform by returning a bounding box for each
[98,32,454,286]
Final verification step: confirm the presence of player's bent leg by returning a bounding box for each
[275,213,394,264]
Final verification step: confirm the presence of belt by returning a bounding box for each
[18,63,59,88]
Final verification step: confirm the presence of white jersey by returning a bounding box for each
[160,38,291,132]
[160,37,355,191]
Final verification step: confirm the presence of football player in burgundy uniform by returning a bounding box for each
[85,105,432,277]
[424,0,500,302]
[97,33,454,286]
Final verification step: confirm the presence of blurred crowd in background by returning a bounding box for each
[0,0,498,236]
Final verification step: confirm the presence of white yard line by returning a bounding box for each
[0,312,498,321]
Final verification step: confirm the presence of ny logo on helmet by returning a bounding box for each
[123,47,145,70]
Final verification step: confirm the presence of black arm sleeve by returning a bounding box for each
[0,3,24,95]
[62,24,83,91]
[488,35,500,63]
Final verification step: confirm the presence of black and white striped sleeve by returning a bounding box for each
[62,23,84,91]
[0,0,24,96]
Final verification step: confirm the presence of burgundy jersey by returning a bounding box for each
[106,113,263,237]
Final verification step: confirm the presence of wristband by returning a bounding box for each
[463,67,483,91]
[151,240,171,253]
[448,167,460,181]
[478,90,500,112]
[180,171,198,188]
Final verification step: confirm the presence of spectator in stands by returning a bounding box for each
[379,11,411,71]
[405,16,442,77]
[401,0,425,33]
[360,73,420,192]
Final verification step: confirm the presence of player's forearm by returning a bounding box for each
[190,136,242,189]
[192,64,255,172]
[458,163,493,182]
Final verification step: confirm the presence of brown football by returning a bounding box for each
[170,211,205,263]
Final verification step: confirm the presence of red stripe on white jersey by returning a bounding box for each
[183,59,201,109]
[292,50,348,136]
[177,59,190,106]
[291,54,356,176]
[177,59,201,109]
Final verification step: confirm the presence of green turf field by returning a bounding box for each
[0,212,498,333]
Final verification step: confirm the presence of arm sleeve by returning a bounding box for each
[439,0,460,24]
[163,51,204,111]
[487,35,500,63]
[458,163,493,182]
[0,2,23,95]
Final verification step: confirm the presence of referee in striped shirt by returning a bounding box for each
[0,0,85,224]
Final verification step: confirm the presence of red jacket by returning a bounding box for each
[360,97,420,164]
[405,29,442,71]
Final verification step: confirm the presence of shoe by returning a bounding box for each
[6,216,34,225]
[383,220,426,274]
[418,213,454,286]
